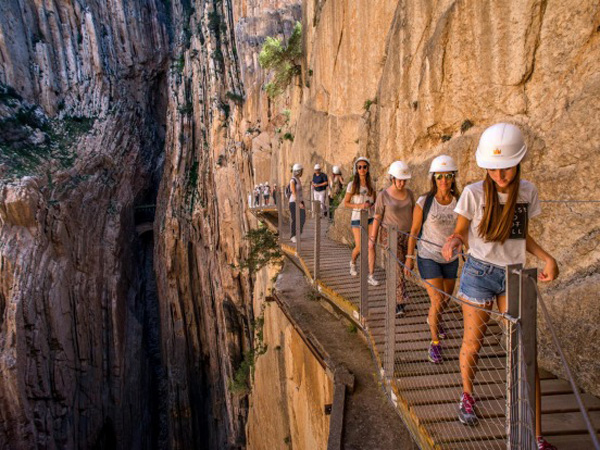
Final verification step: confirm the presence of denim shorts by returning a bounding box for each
[457,257,506,305]
[417,256,459,280]
[351,218,374,228]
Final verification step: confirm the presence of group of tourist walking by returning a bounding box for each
[251,182,277,207]
[285,123,558,450]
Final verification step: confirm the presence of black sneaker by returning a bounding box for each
[395,304,406,316]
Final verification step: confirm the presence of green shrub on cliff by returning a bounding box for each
[239,225,282,273]
[259,22,302,98]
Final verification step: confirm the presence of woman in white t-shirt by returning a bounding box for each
[343,157,376,277]
[406,155,460,363]
[442,123,558,450]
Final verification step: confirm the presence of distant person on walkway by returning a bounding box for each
[312,164,329,216]
[272,183,277,205]
[263,182,271,206]
[406,155,460,362]
[442,123,558,450]
[344,157,376,279]
[288,163,305,243]
[254,185,260,207]
[369,161,414,316]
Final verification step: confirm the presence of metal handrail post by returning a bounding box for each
[314,202,321,285]
[521,267,538,448]
[295,197,301,256]
[506,264,536,449]
[276,188,283,237]
[359,209,369,323]
[384,225,398,380]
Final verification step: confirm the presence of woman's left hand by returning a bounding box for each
[539,258,559,282]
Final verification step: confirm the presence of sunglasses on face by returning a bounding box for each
[434,173,455,180]
[357,165,369,170]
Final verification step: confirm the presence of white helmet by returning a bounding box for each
[265,181,269,186]
[259,183,263,187]
[292,163,303,172]
[388,161,411,180]
[314,164,321,170]
[332,165,341,174]
[254,185,258,188]
[476,123,527,169]
[429,155,458,173]
[353,157,370,174]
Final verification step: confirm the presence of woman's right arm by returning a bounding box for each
[343,191,353,209]
[442,215,470,261]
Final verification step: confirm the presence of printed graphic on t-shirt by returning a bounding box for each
[479,202,529,239]
[510,203,528,239]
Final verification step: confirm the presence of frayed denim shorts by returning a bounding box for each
[351,218,374,228]
[417,256,459,280]
[457,257,506,305]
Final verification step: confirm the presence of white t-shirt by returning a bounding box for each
[346,180,375,221]
[416,195,458,263]
[454,180,542,267]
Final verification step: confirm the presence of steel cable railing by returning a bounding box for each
[523,272,600,450]
[266,187,598,449]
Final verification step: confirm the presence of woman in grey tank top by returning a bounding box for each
[406,155,461,364]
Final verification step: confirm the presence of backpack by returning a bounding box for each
[418,194,435,239]
[285,178,297,199]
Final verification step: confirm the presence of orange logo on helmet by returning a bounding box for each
[441,162,446,165]
[493,148,502,155]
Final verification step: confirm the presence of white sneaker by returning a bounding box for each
[368,274,379,286]
[350,261,358,277]
[291,236,297,243]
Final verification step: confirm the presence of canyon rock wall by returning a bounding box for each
[0,0,171,448]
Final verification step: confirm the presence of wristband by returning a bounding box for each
[405,255,416,260]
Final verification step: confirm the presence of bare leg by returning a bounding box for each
[368,223,376,275]
[460,302,492,395]
[424,278,445,341]
[351,227,361,264]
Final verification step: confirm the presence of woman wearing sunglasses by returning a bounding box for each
[344,157,376,279]
[405,155,461,362]
[442,123,558,450]
[369,161,415,316]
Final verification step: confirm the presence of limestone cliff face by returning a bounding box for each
[153,0,301,448]
[288,0,600,395]
[0,0,170,448]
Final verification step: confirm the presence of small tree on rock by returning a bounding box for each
[259,22,302,98]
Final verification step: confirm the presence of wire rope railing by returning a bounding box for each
[262,184,599,449]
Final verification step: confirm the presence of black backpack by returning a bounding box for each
[418,194,435,239]
[285,178,296,199]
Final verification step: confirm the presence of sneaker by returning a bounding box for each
[350,261,358,277]
[438,323,447,339]
[291,236,297,243]
[367,274,379,286]
[428,342,443,364]
[458,392,478,426]
[395,304,406,316]
[426,317,447,339]
[537,437,557,450]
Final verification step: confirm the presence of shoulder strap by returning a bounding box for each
[418,194,435,239]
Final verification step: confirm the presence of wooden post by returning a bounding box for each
[359,209,369,323]
[314,202,321,284]
[520,267,538,444]
[384,226,398,380]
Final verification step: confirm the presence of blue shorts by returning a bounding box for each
[351,218,374,228]
[417,256,459,280]
[457,257,506,305]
